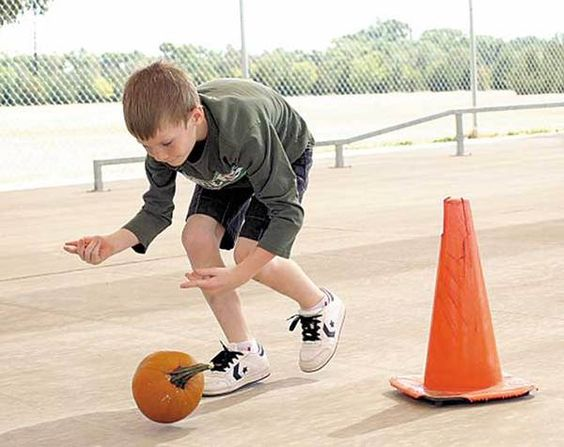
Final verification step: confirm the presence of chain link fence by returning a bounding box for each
[2,2,564,106]
[1,0,564,190]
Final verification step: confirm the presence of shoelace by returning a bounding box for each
[288,313,322,342]
[210,342,244,372]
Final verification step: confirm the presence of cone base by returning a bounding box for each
[390,375,536,403]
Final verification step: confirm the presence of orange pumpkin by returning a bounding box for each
[132,351,210,423]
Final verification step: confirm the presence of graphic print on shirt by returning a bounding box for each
[181,165,247,190]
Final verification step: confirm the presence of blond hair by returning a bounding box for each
[122,61,200,140]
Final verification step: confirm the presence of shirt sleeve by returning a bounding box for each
[122,156,177,254]
[237,123,304,258]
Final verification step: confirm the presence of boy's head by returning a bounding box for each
[123,61,206,166]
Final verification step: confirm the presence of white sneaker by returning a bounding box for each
[203,342,271,396]
[289,288,346,373]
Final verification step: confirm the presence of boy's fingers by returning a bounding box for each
[195,267,219,277]
[63,245,78,254]
[85,240,99,263]
[77,239,85,258]
[180,277,214,289]
[90,251,101,265]
[185,271,205,280]
[79,238,92,259]
[84,241,93,259]
[180,280,201,289]
[64,241,78,247]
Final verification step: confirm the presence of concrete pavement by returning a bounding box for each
[1,134,563,446]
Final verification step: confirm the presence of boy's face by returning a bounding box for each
[139,108,204,167]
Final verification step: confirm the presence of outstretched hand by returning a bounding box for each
[63,236,114,265]
[180,266,250,295]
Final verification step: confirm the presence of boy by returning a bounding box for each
[64,61,345,396]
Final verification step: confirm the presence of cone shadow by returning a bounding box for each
[329,391,443,438]
[330,390,536,439]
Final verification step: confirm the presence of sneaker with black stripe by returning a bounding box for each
[203,341,271,396]
[288,288,346,373]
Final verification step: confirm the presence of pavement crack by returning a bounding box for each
[0,255,186,283]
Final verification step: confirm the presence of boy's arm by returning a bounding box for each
[122,156,177,253]
[65,157,175,264]
[236,123,304,259]
[106,228,140,254]
[181,245,274,293]
[64,228,139,265]
[233,245,275,279]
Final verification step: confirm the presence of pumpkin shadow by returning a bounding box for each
[196,376,317,415]
[0,408,192,447]
[329,390,535,439]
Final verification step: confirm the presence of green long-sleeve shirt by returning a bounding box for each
[123,78,314,258]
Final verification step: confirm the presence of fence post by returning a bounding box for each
[455,113,465,156]
[93,160,103,192]
[335,144,345,168]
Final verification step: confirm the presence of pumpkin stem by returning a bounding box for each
[168,363,213,389]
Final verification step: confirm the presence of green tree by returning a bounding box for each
[343,19,411,43]
[507,37,546,94]
[160,43,220,84]
[420,29,467,51]
[0,0,53,26]
[476,36,504,89]
[0,55,48,105]
[365,19,411,42]
[252,49,294,94]
[288,60,318,95]
[349,52,390,93]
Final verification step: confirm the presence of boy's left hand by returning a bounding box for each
[180,267,250,294]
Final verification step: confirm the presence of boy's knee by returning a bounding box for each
[181,223,221,260]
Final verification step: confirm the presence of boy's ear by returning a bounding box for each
[190,106,204,123]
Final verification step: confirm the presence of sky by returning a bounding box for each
[0,0,563,56]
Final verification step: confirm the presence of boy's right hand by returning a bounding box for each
[63,236,114,265]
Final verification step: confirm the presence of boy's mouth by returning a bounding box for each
[167,154,188,167]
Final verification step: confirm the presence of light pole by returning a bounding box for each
[239,0,249,78]
[32,0,39,75]
[469,0,478,137]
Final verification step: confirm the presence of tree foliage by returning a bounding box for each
[0,0,52,26]
[2,18,564,106]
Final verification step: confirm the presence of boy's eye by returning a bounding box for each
[162,141,172,147]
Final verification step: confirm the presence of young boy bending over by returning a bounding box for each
[64,61,345,396]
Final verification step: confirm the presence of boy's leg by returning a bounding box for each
[233,145,345,372]
[234,237,345,373]
[234,237,324,309]
[182,214,252,343]
[184,186,271,396]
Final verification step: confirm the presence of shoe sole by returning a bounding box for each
[202,372,272,397]
[300,307,346,373]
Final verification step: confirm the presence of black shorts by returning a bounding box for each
[186,145,313,251]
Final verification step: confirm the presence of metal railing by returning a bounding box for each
[91,101,564,191]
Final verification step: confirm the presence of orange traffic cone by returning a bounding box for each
[390,198,535,403]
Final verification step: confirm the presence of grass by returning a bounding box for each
[318,127,563,152]
[382,140,413,146]
[506,128,552,136]
[432,136,456,143]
